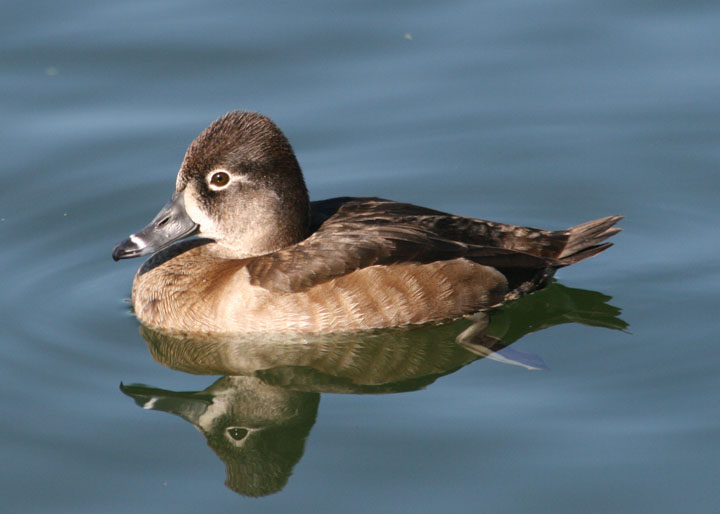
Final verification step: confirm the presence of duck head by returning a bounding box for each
[113,111,310,261]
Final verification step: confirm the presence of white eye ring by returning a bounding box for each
[206,168,253,191]
[206,169,232,190]
[206,168,254,191]
[225,426,263,447]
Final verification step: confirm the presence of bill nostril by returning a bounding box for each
[157,216,170,228]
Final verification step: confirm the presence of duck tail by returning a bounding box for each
[557,215,623,265]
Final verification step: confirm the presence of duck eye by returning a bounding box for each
[209,171,230,188]
[227,427,249,441]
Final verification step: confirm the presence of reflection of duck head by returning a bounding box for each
[122,283,626,496]
[122,376,318,497]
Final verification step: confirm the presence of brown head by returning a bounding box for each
[113,111,310,260]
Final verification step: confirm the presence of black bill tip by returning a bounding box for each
[112,192,199,262]
[112,236,148,261]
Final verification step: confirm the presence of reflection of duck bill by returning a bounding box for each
[120,383,212,423]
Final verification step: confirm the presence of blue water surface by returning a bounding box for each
[1,1,719,512]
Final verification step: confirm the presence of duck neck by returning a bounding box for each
[214,190,310,259]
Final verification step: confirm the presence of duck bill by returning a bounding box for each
[112,192,199,261]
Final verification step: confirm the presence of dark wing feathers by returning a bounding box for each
[312,198,571,257]
[246,198,621,293]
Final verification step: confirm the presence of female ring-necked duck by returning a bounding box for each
[113,111,621,333]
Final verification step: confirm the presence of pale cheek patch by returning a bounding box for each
[183,187,219,238]
[206,168,253,191]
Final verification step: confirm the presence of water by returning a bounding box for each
[2,1,719,512]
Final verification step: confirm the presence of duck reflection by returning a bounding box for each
[122,376,318,497]
[121,283,626,497]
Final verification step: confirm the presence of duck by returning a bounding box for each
[113,111,621,334]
